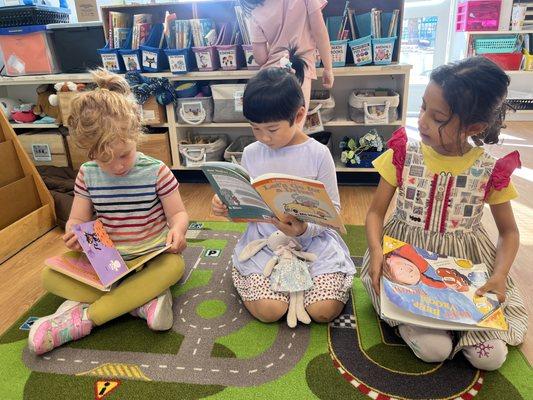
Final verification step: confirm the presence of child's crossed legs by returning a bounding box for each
[398,324,508,371]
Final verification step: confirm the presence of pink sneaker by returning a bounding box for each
[28,301,92,355]
[130,289,173,331]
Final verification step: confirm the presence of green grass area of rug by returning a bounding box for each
[188,239,227,252]
[197,300,227,319]
[193,221,248,233]
[172,269,213,298]
[215,320,278,359]
[0,339,31,400]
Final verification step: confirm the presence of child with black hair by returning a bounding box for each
[363,56,528,370]
[212,63,355,324]
[239,0,334,112]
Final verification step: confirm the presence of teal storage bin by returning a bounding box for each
[330,39,348,67]
[140,24,169,72]
[349,35,372,66]
[372,37,396,65]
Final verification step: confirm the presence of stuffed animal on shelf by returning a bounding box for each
[11,103,37,124]
[238,230,317,328]
[0,97,21,121]
[48,81,86,125]
[33,84,59,119]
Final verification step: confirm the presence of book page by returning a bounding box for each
[252,174,346,233]
[45,252,108,292]
[380,236,508,331]
[201,162,274,222]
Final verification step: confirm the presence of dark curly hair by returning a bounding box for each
[429,56,510,148]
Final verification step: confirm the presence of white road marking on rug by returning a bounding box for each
[265,363,274,369]
[43,357,51,360]
[176,366,185,370]
[279,353,285,360]
[193,348,197,356]
[197,338,202,344]
[229,370,239,374]
[74,359,82,363]
[57,358,65,362]
[194,368,203,371]
[159,365,168,369]
[90,361,99,364]
[249,369,258,374]
[141,364,150,368]
[288,343,292,349]
[211,369,220,372]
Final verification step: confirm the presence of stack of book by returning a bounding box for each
[131,14,153,50]
[108,11,130,49]
[235,5,252,45]
[190,19,217,47]
[174,20,192,49]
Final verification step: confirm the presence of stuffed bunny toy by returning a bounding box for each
[238,231,317,328]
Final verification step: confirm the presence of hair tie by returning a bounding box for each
[279,55,295,74]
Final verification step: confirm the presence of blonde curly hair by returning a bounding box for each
[68,68,143,162]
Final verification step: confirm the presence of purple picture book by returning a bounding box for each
[73,220,129,288]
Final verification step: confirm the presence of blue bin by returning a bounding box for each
[98,46,125,73]
[139,24,168,72]
[165,47,195,74]
[119,48,142,72]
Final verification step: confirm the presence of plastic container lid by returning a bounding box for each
[0,25,48,35]
[47,22,102,29]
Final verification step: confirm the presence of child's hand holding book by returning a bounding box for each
[476,274,507,303]
[63,230,82,252]
[211,194,229,217]
[270,215,307,238]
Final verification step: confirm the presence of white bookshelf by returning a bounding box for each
[0,64,412,174]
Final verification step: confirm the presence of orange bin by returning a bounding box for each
[0,25,58,76]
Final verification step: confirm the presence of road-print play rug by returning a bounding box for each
[1,222,531,400]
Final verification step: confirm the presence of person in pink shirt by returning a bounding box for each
[241,0,334,113]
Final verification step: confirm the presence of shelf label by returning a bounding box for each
[31,144,52,162]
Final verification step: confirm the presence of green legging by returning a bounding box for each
[41,253,184,326]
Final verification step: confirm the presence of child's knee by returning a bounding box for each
[156,253,185,284]
[245,299,288,323]
[463,340,508,371]
[41,266,60,291]
[399,325,453,363]
[306,300,344,323]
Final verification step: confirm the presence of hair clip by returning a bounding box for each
[279,55,295,74]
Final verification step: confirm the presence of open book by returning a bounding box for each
[45,220,169,291]
[380,236,508,331]
[201,162,346,234]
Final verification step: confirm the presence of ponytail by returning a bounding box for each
[287,47,308,85]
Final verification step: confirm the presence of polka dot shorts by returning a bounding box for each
[232,267,353,308]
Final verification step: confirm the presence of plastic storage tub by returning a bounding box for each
[193,46,219,71]
[0,5,69,28]
[47,22,105,73]
[330,39,348,67]
[348,89,400,125]
[0,25,58,75]
[474,35,519,54]
[349,35,372,66]
[482,53,523,70]
[216,44,244,71]
[455,0,501,31]
[242,44,259,70]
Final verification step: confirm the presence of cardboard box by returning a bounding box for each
[140,97,167,125]
[67,132,172,169]
[18,131,69,167]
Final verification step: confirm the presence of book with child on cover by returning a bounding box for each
[45,220,169,291]
[201,161,346,234]
[380,236,508,331]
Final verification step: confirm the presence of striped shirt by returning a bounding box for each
[74,153,179,259]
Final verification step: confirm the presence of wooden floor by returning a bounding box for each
[1,122,531,363]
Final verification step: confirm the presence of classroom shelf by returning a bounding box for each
[0,64,413,86]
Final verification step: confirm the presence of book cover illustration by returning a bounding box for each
[381,236,508,331]
[73,220,129,288]
[201,162,275,222]
[253,175,346,233]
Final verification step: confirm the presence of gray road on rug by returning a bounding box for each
[23,229,311,386]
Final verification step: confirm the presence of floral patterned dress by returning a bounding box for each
[361,128,528,356]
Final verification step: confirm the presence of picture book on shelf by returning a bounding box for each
[201,162,346,234]
[380,236,508,331]
[45,220,169,291]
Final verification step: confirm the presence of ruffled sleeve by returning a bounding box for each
[484,151,521,203]
[387,127,408,187]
